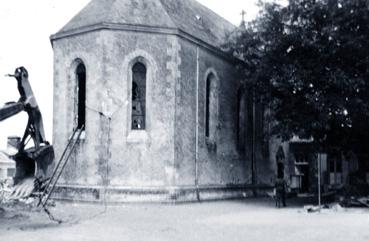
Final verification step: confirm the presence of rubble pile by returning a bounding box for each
[0,178,38,207]
[337,183,369,208]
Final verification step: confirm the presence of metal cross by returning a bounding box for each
[240,10,246,22]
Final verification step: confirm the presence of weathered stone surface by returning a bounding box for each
[51,0,257,202]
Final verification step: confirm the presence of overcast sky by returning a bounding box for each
[0,0,261,149]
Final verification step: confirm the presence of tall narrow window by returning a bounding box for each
[76,63,86,130]
[205,73,217,138]
[131,62,146,130]
[205,76,211,137]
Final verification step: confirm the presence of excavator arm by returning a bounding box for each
[1,67,54,199]
[0,102,24,122]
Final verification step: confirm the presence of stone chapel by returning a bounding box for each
[51,0,272,202]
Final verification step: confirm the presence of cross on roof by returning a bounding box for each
[240,10,246,22]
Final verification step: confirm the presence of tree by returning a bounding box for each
[226,0,369,172]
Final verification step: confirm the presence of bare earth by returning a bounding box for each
[1,198,368,241]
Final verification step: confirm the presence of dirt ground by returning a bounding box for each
[1,198,369,241]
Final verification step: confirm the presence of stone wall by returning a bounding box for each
[53,29,178,188]
[103,31,177,187]
[53,31,106,186]
[174,38,249,188]
[52,28,257,202]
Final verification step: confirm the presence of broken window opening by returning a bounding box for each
[76,63,86,130]
[131,62,146,130]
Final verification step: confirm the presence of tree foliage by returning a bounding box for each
[226,0,369,157]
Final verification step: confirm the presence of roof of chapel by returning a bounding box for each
[53,0,236,49]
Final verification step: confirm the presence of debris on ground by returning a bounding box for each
[8,178,35,200]
[303,203,347,213]
[303,205,320,213]
[303,205,329,213]
[336,183,369,208]
[1,177,56,217]
[1,178,36,204]
[339,196,369,208]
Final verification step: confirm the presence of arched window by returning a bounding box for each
[76,63,86,130]
[131,62,146,130]
[205,73,217,138]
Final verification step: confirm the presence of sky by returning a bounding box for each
[0,0,262,149]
